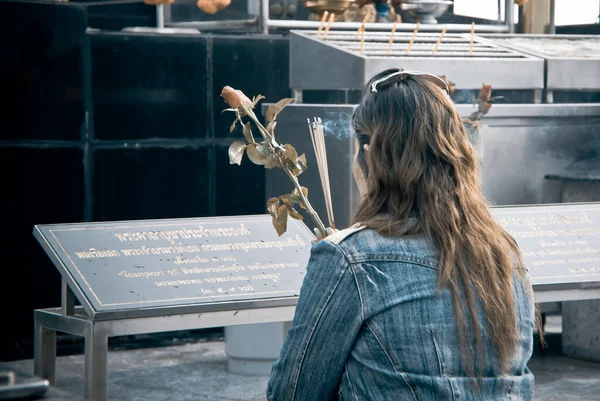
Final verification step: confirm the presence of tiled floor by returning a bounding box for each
[2,317,599,401]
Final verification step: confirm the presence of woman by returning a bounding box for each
[267,69,536,401]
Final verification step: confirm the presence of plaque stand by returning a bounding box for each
[32,214,315,400]
[557,181,600,363]
[33,284,296,401]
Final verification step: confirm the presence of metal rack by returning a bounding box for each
[289,30,544,101]
[482,34,600,103]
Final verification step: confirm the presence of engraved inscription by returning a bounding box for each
[491,207,600,284]
[36,216,314,311]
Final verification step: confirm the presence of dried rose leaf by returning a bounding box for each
[283,144,298,163]
[264,155,281,169]
[298,154,307,169]
[268,196,279,206]
[267,121,276,136]
[267,198,279,220]
[274,205,289,236]
[252,94,266,108]
[228,141,246,165]
[229,119,237,133]
[265,98,294,123]
[288,208,303,220]
[439,75,456,95]
[242,122,255,144]
[281,195,293,209]
[291,187,309,209]
[246,143,267,165]
[281,196,303,220]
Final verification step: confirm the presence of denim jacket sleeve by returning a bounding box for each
[267,239,363,401]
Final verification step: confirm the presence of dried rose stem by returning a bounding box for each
[432,27,447,53]
[281,158,327,237]
[241,105,326,237]
[407,22,420,53]
[469,22,475,54]
[323,13,335,40]
[387,22,397,53]
[317,11,329,37]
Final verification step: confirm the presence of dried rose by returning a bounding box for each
[439,75,456,95]
[478,84,493,115]
[221,86,253,109]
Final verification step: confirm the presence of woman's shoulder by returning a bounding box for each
[324,224,439,268]
[325,223,367,245]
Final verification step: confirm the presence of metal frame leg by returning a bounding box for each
[546,90,554,104]
[34,320,56,385]
[84,325,108,401]
[292,88,303,103]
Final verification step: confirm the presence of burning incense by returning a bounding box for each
[406,22,420,53]
[360,26,366,53]
[387,22,397,53]
[308,118,335,229]
[323,13,335,40]
[469,22,475,54]
[432,27,447,53]
[317,11,329,37]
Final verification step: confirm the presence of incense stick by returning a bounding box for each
[323,13,335,40]
[469,22,475,54]
[357,8,373,36]
[387,22,397,53]
[406,22,420,53]
[308,118,335,229]
[360,26,366,53]
[317,11,329,37]
[432,27,447,53]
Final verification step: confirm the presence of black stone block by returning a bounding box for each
[90,32,209,140]
[0,148,83,360]
[0,2,86,141]
[93,148,211,221]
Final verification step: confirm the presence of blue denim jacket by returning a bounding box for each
[267,225,535,401]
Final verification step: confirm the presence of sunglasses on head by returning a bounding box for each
[370,69,450,95]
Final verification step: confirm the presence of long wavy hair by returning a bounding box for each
[352,68,531,376]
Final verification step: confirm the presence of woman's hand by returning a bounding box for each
[314,227,338,242]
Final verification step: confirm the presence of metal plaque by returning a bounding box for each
[34,215,315,315]
[491,203,600,291]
